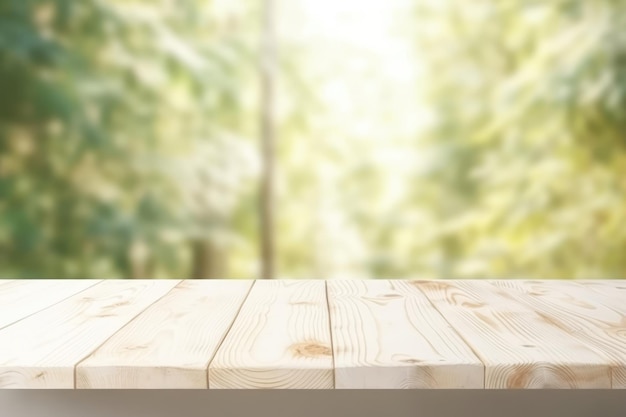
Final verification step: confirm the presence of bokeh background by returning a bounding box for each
[1,0,625,279]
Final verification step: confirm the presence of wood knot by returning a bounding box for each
[399,358,423,364]
[124,344,148,351]
[461,301,486,308]
[109,300,130,308]
[289,341,331,358]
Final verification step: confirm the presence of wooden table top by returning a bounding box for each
[0,279,624,389]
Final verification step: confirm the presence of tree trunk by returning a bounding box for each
[129,239,153,279]
[190,239,225,279]
[259,0,276,279]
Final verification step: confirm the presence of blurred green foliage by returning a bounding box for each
[0,0,258,278]
[407,1,626,278]
[0,0,624,279]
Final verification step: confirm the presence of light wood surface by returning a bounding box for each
[0,279,179,388]
[577,280,626,308]
[76,280,253,388]
[412,280,612,388]
[209,280,334,389]
[328,280,483,388]
[0,279,624,389]
[490,280,626,388]
[0,279,101,330]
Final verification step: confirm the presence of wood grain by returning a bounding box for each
[1,279,624,389]
[576,280,626,307]
[76,280,252,388]
[413,280,612,388]
[327,280,484,388]
[0,279,101,330]
[490,280,626,388]
[209,280,333,389]
[0,279,179,388]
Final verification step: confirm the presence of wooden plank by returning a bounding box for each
[209,280,333,389]
[327,280,483,388]
[0,279,179,388]
[0,279,101,330]
[413,280,612,388]
[491,280,626,310]
[490,280,626,388]
[76,280,253,388]
[576,280,626,306]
